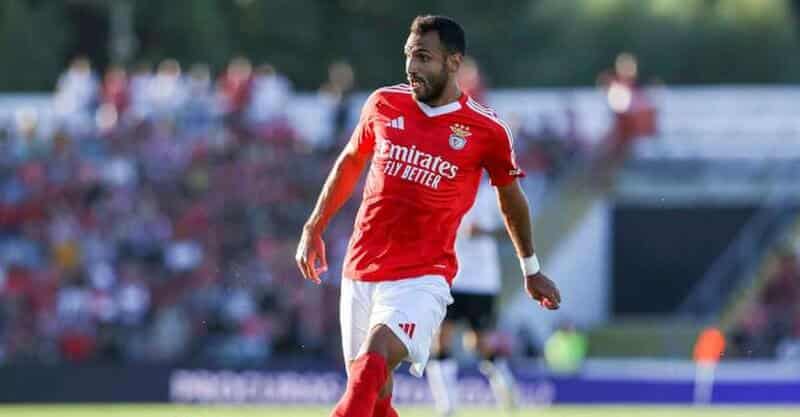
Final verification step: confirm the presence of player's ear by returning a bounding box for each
[447,53,463,74]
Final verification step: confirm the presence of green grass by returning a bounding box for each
[0,405,798,417]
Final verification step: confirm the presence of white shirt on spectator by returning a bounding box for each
[148,73,187,116]
[54,68,98,115]
[247,73,291,125]
[129,72,153,120]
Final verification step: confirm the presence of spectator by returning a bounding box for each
[318,60,356,152]
[760,251,800,313]
[148,59,186,120]
[457,55,486,104]
[597,52,657,150]
[128,61,153,122]
[6,108,49,162]
[217,56,253,125]
[101,65,130,117]
[247,63,293,140]
[181,63,216,137]
[730,249,800,358]
[53,56,99,138]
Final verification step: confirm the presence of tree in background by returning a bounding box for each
[0,1,69,91]
[1,0,800,91]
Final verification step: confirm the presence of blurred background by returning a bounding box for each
[1,0,799,410]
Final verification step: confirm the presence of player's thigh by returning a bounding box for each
[370,276,452,376]
[461,293,496,333]
[340,278,372,368]
[445,291,471,323]
[363,323,409,369]
[462,293,500,356]
[433,319,457,353]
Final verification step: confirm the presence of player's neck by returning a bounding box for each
[423,82,462,107]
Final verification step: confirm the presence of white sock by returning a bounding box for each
[426,358,459,416]
[480,358,518,410]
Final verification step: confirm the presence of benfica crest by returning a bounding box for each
[448,123,471,150]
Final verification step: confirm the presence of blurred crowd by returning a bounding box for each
[730,248,800,360]
[0,55,593,366]
[0,56,351,366]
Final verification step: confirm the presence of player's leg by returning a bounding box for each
[333,279,381,417]
[370,276,454,417]
[342,360,398,417]
[346,357,397,417]
[427,311,459,415]
[332,324,406,417]
[471,294,518,410]
[340,278,372,374]
[477,331,518,410]
[373,372,398,417]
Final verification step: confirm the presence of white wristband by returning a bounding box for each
[520,254,541,276]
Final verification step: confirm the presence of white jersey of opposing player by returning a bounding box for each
[452,179,502,295]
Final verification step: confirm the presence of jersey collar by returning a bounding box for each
[414,92,468,118]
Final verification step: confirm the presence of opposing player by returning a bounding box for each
[296,15,561,417]
[426,178,517,416]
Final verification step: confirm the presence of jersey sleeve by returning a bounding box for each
[348,91,380,155]
[482,123,525,187]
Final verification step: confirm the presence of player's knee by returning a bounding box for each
[475,330,496,359]
[432,332,453,359]
[435,321,455,352]
[365,324,408,368]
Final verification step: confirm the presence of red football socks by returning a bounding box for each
[373,394,399,417]
[330,352,389,417]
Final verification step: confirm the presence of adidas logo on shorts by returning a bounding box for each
[399,322,416,338]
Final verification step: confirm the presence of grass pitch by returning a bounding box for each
[0,405,798,417]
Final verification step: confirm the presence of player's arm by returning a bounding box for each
[495,179,561,309]
[296,140,371,284]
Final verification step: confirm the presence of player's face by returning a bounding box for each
[404,32,453,104]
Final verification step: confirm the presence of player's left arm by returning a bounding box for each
[495,179,561,310]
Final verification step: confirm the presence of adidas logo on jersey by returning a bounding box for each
[399,322,416,338]
[386,116,405,130]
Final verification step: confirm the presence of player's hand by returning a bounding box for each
[524,272,561,310]
[295,226,328,285]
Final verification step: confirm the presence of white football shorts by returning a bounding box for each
[340,274,454,377]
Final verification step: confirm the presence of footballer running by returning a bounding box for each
[296,15,561,417]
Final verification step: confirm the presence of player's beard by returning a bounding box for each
[412,65,449,104]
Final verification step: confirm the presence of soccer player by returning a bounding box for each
[426,178,517,416]
[296,15,561,417]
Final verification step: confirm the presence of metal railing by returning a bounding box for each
[678,161,799,319]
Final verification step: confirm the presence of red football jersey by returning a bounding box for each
[343,84,524,284]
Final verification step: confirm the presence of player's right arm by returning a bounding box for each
[296,140,370,283]
[296,93,378,284]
